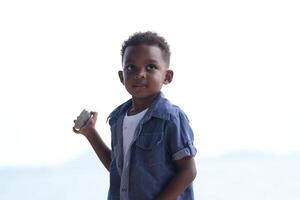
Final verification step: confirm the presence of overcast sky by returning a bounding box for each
[0,0,299,167]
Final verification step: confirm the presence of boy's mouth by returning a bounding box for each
[133,84,147,88]
[132,81,148,88]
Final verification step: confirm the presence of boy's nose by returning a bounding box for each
[135,69,146,79]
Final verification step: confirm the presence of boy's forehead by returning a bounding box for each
[123,44,164,61]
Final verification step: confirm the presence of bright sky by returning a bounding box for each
[0,0,299,167]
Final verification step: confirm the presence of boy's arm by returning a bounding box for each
[73,112,112,171]
[84,128,112,171]
[155,156,197,200]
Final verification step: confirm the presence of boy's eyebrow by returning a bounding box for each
[123,59,133,65]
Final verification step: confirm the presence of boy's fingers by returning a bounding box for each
[73,111,97,133]
[90,111,98,121]
[73,127,80,133]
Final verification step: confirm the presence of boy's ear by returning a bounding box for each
[164,70,173,85]
[118,71,124,84]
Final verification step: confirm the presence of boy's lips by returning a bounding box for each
[132,82,148,88]
[133,84,147,88]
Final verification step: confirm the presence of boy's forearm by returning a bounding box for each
[155,157,197,200]
[155,170,195,200]
[85,129,111,171]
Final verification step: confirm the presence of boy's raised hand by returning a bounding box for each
[73,112,112,170]
[73,111,98,137]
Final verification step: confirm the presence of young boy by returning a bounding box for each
[73,31,197,200]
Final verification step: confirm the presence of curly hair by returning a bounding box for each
[121,31,171,67]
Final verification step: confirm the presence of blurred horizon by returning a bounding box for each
[1,150,300,200]
[1,149,300,169]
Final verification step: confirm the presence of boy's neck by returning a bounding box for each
[128,93,159,115]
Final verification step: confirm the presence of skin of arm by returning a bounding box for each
[73,112,112,171]
[155,156,197,200]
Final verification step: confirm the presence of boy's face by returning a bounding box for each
[119,44,173,99]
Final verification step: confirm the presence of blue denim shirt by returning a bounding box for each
[107,92,197,200]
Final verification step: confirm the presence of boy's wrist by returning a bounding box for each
[83,128,98,139]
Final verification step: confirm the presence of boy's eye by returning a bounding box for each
[146,64,157,71]
[125,65,135,71]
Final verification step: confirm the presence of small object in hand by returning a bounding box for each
[74,109,91,132]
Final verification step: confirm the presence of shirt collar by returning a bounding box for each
[108,92,173,124]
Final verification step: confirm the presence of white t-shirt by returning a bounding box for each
[122,108,148,164]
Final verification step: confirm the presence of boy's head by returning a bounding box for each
[121,31,171,68]
[119,31,173,100]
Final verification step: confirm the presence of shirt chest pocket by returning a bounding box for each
[135,119,165,150]
[135,132,163,150]
[135,132,164,167]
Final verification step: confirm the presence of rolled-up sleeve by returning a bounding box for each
[165,110,197,161]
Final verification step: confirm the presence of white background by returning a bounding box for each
[0,0,299,167]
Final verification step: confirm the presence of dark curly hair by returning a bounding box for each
[121,31,171,67]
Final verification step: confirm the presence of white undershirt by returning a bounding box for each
[122,108,148,164]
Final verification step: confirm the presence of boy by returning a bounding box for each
[73,31,197,200]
